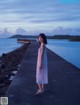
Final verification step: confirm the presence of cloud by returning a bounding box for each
[0,28,13,38]
[0,27,80,37]
[0,0,80,34]
[15,27,27,35]
[53,27,80,35]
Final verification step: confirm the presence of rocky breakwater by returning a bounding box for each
[0,41,30,96]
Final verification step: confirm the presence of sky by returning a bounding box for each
[0,0,80,36]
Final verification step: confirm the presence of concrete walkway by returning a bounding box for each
[5,41,80,105]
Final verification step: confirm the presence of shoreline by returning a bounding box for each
[0,41,30,96]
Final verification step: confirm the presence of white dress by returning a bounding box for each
[36,46,48,84]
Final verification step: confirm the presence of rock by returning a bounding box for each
[0,75,8,83]
[0,86,9,96]
[2,53,7,57]
[9,75,15,81]
[0,83,6,88]
[3,79,12,85]
[11,73,15,76]
[0,64,5,69]
[0,43,30,96]
[12,71,17,75]
[1,68,12,76]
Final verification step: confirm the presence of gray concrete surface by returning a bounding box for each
[5,41,80,105]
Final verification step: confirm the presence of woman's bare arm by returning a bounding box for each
[39,43,45,69]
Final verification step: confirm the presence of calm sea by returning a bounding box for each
[0,38,80,69]
[47,39,80,69]
[0,38,22,56]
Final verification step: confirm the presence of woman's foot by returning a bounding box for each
[36,89,42,95]
[41,88,44,93]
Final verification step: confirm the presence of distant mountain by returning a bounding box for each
[9,35,38,38]
[10,35,80,42]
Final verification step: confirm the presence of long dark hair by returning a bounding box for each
[38,33,47,44]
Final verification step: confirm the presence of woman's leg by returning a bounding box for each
[41,84,44,92]
[37,84,42,91]
[36,84,42,94]
[36,84,44,94]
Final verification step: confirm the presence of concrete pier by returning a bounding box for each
[5,41,80,105]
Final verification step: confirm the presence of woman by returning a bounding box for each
[36,33,48,94]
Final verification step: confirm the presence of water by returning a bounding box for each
[0,38,80,69]
[0,38,22,56]
[46,39,80,69]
